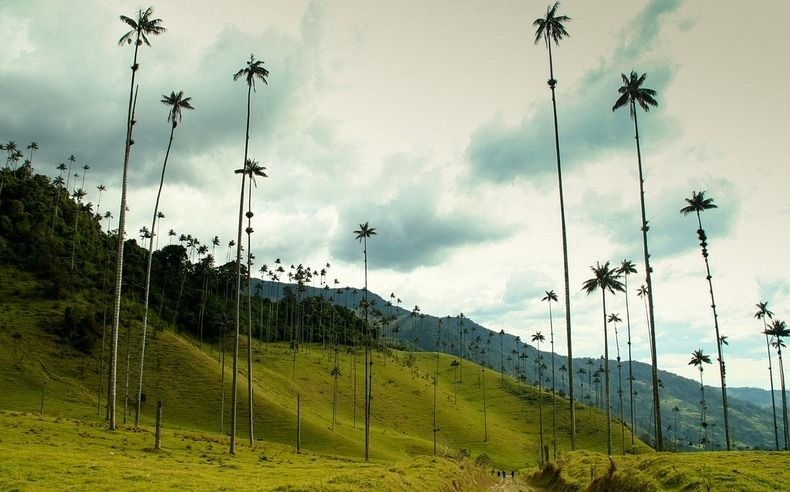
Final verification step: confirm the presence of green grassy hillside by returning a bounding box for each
[0,264,648,472]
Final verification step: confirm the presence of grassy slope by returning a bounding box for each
[0,411,491,491]
[1,264,653,488]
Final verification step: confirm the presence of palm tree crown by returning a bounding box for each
[162,91,194,128]
[680,190,717,217]
[582,261,625,296]
[354,222,377,243]
[233,54,270,91]
[533,2,571,46]
[755,301,775,322]
[689,349,712,370]
[542,290,558,303]
[612,71,658,119]
[118,7,166,47]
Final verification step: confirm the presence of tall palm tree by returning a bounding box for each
[766,319,790,449]
[608,312,626,455]
[618,259,638,451]
[534,1,576,449]
[612,70,662,449]
[532,330,547,460]
[243,158,267,447]
[583,261,625,455]
[688,348,712,449]
[542,289,559,458]
[108,6,165,432]
[680,190,730,450]
[134,90,193,428]
[755,301,779,450]
[230,53,269,455]
[354,221,377,461]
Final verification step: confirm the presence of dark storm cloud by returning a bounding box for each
[330,178,513,272]
[466,0,682,183]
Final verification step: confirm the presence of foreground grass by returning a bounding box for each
[531,449,790,491]
[0,411,492,491]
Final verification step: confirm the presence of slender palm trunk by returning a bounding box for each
[693,211,730,450]
[624,273,636,451]
[601,290,612,455]
[778,345,789,450]
[109,29,142,428]
[246,180,255,447]
[363,236,371,462]
[699,369,706,449]
[134,123,175,427]
[548,302,557,459]
[545,39,576,451]
[764,331,780,450]
[631,105,662,450]
[231,82,253,454]
[614,325,625,455]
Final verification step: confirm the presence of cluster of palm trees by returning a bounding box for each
[534,1,664,450]
[754,303,789,451]
[104,7,273,455]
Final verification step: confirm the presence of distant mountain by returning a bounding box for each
[250,278,784,451]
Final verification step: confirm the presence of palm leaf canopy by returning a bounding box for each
[680,190,717,216]
[754,301,774,320]
[612,71,658,118]
[118,7,166,47]
[689,349,712,368]
[354,221,377,241]
[533,2,571,45]
[233,54,270,91]
[542,290,558,302]
[161,90,195,126]
[582,261,625,295]
[235,158,267,186]
[618,259,637,275]
[766,319,790,339]
[607,313,622,324]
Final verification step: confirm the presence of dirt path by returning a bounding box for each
[486,476,542,491]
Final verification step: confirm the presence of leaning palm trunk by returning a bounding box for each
[231,77,253,454]
[134,122,176,427]
[693,210,730,450]
[630,106,662,449]
[109,79,139,430]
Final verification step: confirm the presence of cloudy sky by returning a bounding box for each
[2,0,788,389]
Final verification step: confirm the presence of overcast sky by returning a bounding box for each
[2,0,789,389]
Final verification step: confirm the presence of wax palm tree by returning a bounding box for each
[133,90,193,428]
[583,261,625,455]
[617,259,638,451]
[755,301,780,450]
[613,70,662,449]
[532,331,546,458]
[542,289,559,457]
[689,349,712,449]
[69,188,88,272]
[766,319,790,449]
[243,158,266,447]
[354,221,377,461]
[680,190,730,450]
[608,312,626,454]
[534,2,576,449]
[108,6,165,431]
[229,53,269,455]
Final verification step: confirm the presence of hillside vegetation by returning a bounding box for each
[0,261,648,470]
